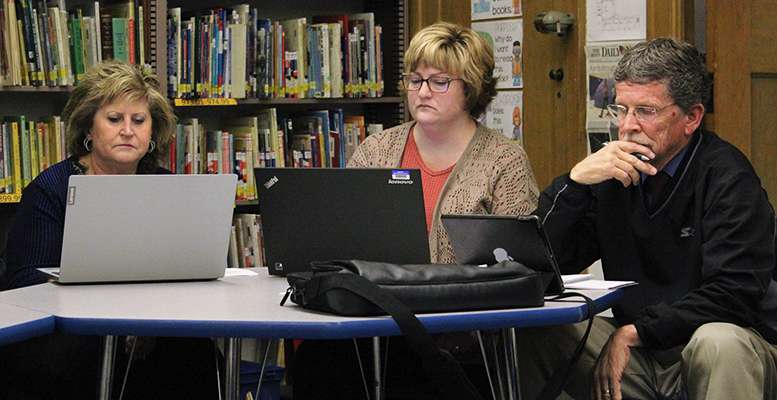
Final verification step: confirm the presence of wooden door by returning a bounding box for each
[707,0,777,207]
[522,0,587,188]
[409,0,470,37]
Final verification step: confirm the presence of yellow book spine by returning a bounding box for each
[317,131,325,167]
[10,122,22,195]
[276,128,285,168]
[29,121,39,179]
[16,21,29,86]
[51,119,62,164]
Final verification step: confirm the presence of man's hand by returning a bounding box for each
[592,324,642,400]
[570,141,657,187]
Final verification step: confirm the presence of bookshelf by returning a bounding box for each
[0,0,169,206]
[169,0,408,128]
[0,0,408,255]
[168,0,408,268]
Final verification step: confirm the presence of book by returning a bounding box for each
[227,18,246,98]
[279,17,306,98]
[111,17,128,62]
[8,119,21,194]
[312,15,348,98]
[166,7,180,97]
[349,13,375,97]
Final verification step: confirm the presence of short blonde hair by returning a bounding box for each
[63,61,176,173]
[404,22,497,118]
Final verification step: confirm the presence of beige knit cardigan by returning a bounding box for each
[347,121,539,263]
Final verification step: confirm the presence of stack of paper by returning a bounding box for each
[562,274,637,290]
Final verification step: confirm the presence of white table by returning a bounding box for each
[0,303,54,346]
[0,272,623,400]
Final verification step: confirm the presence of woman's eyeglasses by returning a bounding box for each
[402,74,463,93]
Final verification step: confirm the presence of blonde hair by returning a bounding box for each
[404,22,497,118]
[63,61,176,173]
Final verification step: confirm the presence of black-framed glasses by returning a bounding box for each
[606,103,676,124]
[401,74,463,93]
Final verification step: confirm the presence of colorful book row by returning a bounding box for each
[167,6,383,100]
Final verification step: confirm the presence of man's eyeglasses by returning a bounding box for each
[402,74,463,93]
[606,103,676,124]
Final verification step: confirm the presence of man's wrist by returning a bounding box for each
[614,324,642,347]
[565,172,589,190]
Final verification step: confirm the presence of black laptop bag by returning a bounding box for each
[282,260,596,400]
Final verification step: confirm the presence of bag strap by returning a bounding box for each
[310,274,598,400]
[537,291,597,400]
[318,272,484,400]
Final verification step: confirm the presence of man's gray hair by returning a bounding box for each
[613,38,711,112]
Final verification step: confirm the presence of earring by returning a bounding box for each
[83,137,92,152]
[148,140,156,153]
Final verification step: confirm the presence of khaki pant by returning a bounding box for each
[517,318,777,400]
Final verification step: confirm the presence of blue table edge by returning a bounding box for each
[0,315,56,346]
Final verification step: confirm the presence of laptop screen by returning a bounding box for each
[441,214,564,295]
[255,168,430,276]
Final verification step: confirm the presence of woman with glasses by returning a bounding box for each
[348,21,539,264]
[292,22,539,400]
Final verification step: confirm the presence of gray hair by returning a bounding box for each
[613,38,711,112]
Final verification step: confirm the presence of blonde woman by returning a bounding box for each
[349,21,538,264]
[295,22,539,400]
[1,62,218,400]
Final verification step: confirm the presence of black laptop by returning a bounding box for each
[441,214,565,295]
[255,168,431,276]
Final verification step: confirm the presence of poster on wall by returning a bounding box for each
[585,41,638,131]
[587,127,619,155]
[586,0,646,42]
[482,90,523,144]
[471,0,522,20]
[472,19,523,89]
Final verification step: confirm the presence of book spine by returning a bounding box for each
[137,4,143,65]
[99,9,112,60]
[127,13,135,64]
[111,18,128,62]
[0,125,6,192]
[9,121,21,194]
[70,14,84,82]
[92,1,101,63]
[28,120,37,178]
[18,116,30,187]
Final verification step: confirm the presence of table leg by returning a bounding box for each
[99,335,117,400]
[491,333,505,399]
[373,337,382,400]
[225,337,242,400]
[501,328,520,400]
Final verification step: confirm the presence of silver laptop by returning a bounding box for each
[38,174,237,284]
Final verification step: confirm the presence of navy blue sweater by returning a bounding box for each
[3,158,168,290]
[536,130,777,349]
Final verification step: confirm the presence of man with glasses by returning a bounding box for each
[521,38,777,400]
